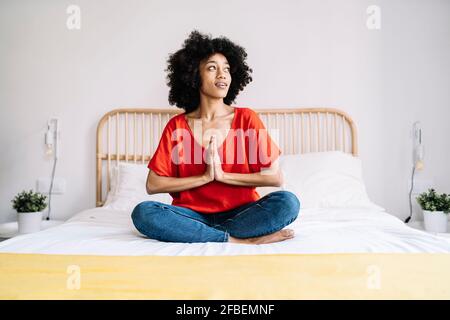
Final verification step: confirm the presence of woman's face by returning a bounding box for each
[198,52,231,100]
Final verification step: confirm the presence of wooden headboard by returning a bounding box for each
[96,107,358,207]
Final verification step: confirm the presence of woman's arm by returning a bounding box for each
[216,162,283,187]
[146,137,216,194]
[146,170,212,194]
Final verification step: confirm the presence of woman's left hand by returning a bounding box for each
[211,135,224,181]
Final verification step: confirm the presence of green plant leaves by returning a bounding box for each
[11,189,48,213]
[416,188,450,213]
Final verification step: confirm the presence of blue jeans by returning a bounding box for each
[131,190,300,243]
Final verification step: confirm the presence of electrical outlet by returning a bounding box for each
[37,177,66,194]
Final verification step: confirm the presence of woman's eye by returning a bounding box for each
[208,66,230,71]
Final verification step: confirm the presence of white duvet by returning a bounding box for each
[0,206,449,255]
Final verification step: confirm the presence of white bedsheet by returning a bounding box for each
[0,206,449,255]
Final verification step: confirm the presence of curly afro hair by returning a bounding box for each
[165,30,253,113]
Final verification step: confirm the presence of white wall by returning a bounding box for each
[1,0,449,223]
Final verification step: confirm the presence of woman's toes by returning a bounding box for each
[281,229,294,238]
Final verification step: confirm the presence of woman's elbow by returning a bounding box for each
[146,180,162,195]
[273,170,284,187]
[146,173,161,194]
[262,169,283,187]
[273,179,282,188]
[146,184,156,195]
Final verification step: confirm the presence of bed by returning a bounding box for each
[1,107,449,299]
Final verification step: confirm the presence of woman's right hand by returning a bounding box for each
[204,136,215,182]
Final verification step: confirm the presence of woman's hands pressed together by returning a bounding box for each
[204,135,224,183]
[202,134,283,187]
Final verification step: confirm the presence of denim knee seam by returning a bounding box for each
[165,207,215,227]
[245,215,298,239]
[220,204,259,225]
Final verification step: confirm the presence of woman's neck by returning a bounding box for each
[194,98,230,121]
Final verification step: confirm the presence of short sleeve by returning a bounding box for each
[148,119,177,177]
[246,109,282,173]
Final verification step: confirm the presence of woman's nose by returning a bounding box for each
[217,72,226,79]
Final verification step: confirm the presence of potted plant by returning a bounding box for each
[11,190,47,234]
[416,188,450,233]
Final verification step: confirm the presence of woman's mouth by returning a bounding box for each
[215,82,227,89]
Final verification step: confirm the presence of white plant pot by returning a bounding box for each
[423,210,448,233]
[17,211,43,234]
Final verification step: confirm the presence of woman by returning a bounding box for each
[132,30,300,244]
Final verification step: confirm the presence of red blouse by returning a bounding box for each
[148,106,281,214]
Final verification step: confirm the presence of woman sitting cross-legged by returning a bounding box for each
[131,30,300,244]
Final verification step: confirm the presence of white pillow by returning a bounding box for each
[275,151,384,210]
[103,162,172,211]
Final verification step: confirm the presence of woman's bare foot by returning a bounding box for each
[228,229,295,244]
